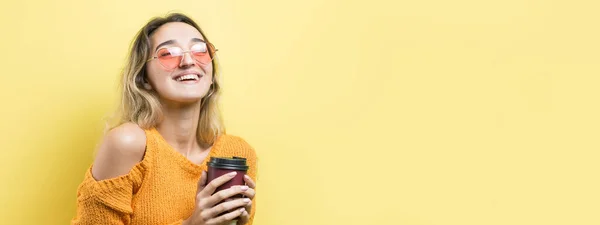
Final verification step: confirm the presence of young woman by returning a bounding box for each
[71,13,257,225]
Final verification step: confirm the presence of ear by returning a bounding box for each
[143,81,153,90]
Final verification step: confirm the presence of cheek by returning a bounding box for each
[145,64,170,86]
[200,63,214,76]
[204,74,214,87]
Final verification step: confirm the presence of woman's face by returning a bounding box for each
[145,22,214,104]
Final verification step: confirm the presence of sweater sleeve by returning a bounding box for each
[220,135,259,225]
[247,153,258,225]
[70,164,184,225]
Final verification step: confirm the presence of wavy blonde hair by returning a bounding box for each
[108,13,224,148]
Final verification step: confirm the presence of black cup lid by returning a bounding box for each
[208,157,249,171]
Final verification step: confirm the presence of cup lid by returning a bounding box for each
[208,156,249,171]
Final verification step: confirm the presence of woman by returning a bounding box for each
[71,13,257,225]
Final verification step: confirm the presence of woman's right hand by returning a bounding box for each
[183,171,252,225]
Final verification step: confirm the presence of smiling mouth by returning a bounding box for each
[173,74,202,82]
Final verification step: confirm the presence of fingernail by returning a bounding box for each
[244,175,250,179]
[229,172,237,177]
[243,198,251,203]
[240,186,249,191]
[240,208,246,212]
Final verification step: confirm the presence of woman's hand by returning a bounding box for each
[183,171,253,225]
[237,175,256,225]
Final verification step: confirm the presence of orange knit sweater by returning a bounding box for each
[71,127,257,225]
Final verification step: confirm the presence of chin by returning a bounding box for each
[176,95,205,104]
[157,88,210,104]
[157,94,203,105]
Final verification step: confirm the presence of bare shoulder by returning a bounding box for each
[91,122,147,181]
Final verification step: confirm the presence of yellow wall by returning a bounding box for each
[1,0,599,224]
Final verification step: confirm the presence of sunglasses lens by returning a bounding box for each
[191,43,214,65]
[157,48,182,69]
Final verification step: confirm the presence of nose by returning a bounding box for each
[179,51,196,68]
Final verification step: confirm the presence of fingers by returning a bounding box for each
[201,197,251,219]
[243,175,256,200]
[198,172,237,198]
[237,210,250,225]
[201,185,250,208]
[244,204,251,219]
[197,171,208,194]
[242,187,255,200]
[205,207,246,225]
[244,175,256,189]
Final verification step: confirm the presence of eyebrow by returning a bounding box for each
[191,38,206,43]
[154,38,206,52]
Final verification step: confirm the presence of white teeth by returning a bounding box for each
[175,74,199,81]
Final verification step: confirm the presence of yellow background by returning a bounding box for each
[1,0,599,224]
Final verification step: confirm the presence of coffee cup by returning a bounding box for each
[206,156,249,223]
[206,156,249,194]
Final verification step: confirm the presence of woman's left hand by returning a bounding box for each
[237,175,256,225]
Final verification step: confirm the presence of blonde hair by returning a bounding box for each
[108,13,224,148]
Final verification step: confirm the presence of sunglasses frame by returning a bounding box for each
[147,41,218,70]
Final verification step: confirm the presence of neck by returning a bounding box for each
[156,101,203,156]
